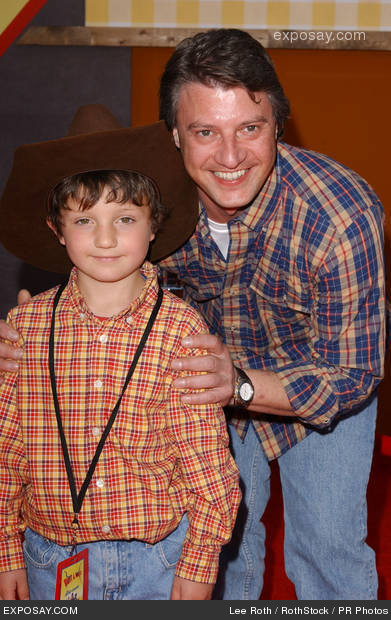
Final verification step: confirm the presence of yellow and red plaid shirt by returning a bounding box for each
[0,262,240,583]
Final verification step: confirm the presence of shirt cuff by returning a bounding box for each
[274,362,339,427]
[175,541,221,584]
[0,535,25,573]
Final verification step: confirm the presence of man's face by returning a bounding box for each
[173,82,277,222]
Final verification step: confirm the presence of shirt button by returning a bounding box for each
[101,525,110,534]
[96,478,105,488]
[126,316,133,325]
[99,333,108,343]
[94,379,103,389]
[79,313,85,320]
[92,427,100,437]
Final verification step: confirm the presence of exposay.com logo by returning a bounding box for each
[273,30,366,44]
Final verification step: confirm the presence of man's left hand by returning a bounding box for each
[170,576,214,600]
[171,333,234,406]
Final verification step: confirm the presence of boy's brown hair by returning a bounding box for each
[47,169,168,235]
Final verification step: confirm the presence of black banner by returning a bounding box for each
[0,600,390,620]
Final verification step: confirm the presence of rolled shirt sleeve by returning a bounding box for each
[274,204,385,428]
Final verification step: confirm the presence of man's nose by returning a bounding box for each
[214,135,247,169]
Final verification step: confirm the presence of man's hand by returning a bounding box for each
[0,568,29,600]
[17,290,32,306]
[171,334,235,406]
[170,576,214,600]
[0,289,31,384]
[0,321,22,376]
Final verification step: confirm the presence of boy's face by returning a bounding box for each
[48,188,155,287]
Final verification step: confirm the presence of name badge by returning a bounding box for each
[55,548,89,600]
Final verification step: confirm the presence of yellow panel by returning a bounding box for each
[312,2,335,27]
[222,1,245,25]
[177,0,199,25]
[109,0,131,23]
[357,2,381,28]
[381,4,391,28]
[0,0,29,35]
[244,2,267,27]
[290,2,312,27]
[266,1,291,27]
[84,0,391,29]
[85,0,109,25]
[334,2,356,28]
[131,0,154,24]
[199,1,222,25]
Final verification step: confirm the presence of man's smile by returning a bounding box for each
[213,169,249,181]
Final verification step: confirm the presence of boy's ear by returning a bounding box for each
[46,218,65,246]
[172,128,180,149]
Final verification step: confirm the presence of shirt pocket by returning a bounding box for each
[249,253,312,341]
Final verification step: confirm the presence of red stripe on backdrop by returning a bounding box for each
[0,0,49,57]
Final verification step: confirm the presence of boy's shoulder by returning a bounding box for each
[158,288,207,333]
[7,284,62,326]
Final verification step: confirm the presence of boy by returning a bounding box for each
[0,105,240,600]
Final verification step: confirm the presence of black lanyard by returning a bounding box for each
[49,281,163,532]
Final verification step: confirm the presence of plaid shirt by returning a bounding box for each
[0,262,240,583]
[160,142,386,460]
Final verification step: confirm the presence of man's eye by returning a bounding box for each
[244,125,258,133]
[198,129,212,137]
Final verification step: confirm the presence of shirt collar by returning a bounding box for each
[63,261,160,325]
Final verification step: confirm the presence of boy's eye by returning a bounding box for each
[118,216,134,224]
[75,218,91,225]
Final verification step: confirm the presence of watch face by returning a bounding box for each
[239,382,254,401]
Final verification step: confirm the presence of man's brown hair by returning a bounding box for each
[159,28,290,138]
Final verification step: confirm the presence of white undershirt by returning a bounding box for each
[207,218,230,259]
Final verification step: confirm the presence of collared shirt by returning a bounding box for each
[160,142,386,460]
[0,262,240,583]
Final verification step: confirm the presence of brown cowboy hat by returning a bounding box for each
[0,104,198,273]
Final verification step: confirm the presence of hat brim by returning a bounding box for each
[0,121,198,273]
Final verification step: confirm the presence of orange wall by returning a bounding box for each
[131,47,391,433]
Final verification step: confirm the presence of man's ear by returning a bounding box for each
[46,218,65,246]
[172,128,180,149]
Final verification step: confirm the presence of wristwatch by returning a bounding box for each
[233,366,254,408]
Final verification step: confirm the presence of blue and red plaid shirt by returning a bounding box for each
[160,142,386,460]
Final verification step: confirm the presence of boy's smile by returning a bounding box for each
[48,188,155,314]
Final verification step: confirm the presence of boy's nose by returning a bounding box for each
[94,226,117,248]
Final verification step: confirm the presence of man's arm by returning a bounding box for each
[0,290,31,381]
[171,333,293,415]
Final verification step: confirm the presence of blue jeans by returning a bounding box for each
[23,515,188,600]
[214,396,378,600]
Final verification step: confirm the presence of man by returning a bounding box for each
[0,29,386,600]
